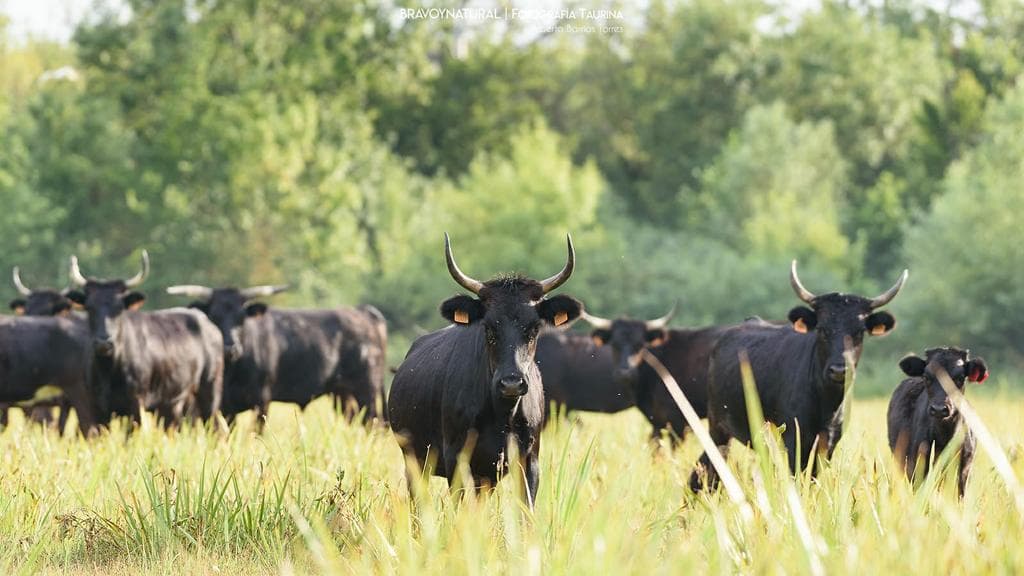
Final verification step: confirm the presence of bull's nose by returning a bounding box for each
[498,376,528,398]
[826,364,847,383]
[929,404,951,419]
[94,338,114,356]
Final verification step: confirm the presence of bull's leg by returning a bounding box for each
[29,405,56,428]
[62,382,97,437]
[783,426,816,475]
[688,425,731,492]
[57,399,71,437]
[523,452,541,509]
[0,404,8,428]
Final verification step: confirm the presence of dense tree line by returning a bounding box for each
[1,0,1022,372]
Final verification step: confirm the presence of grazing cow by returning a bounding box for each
[535,328,631,419]
[389,234,582,506]
[690,261,908,491]
[65,251,224,427]
[2,267,79,430]
[0,315,96,435]
[164,284,388,427]
[582,307,761,444]
[887,347,988,497]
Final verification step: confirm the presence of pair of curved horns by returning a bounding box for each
[165,284,289,300]
[790,260,908,309]
[445,233,575,296]
[70,250,150,288]
[581,303,676,330]
[12,267,31,295]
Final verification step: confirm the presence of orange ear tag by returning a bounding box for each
[454,310,470,324]
[554,311,569,326]
[592,335,605,346]
[870,324,887,336]
[793,318,808,333]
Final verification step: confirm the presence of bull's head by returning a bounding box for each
[441,233,582,400]
[65,250,149,356]
[899,347,988,422]
[165,284,288,360]
[8,267,74,317]
[582,305,675,386]
[787,260,907,386]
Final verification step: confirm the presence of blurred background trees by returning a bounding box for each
[1,0,1023,378]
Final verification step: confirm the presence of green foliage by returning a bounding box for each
[692,102,853,274]
[899,82,1024,365]
[2,0,1024,363]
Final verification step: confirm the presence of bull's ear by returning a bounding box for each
[123,292,146,311]
[65,290,86,306]
[537,295,582,327]
[966,358,989,383]
[591,329,611,346]
[645,328,669,347]
[188,300,209,314]
[788,306,816,333]
[865,311,895,336]
[440,295,484,325]
[9,299,26,314]
[899,354,927,377]
[245,302,268,317]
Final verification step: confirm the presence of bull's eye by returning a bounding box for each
[956,359,965,366]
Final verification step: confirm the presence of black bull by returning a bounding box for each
[164,285,389,426]
[534,329,632,418]
[3,267,80,429]
[389,234,582,506]
[66,251,224,426]
[0,316,96,435]
[690,261,908,491]
[582,308,768,443]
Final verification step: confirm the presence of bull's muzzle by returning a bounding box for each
[94,338,115,356]
[825,363,847,384]
[497,375,528,398]
[929,402,953,420]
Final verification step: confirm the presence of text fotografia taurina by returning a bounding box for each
[397,8,625,21]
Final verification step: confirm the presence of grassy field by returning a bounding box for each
[2,387,1023,575]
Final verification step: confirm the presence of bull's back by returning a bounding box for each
[708,323,813,419]
[0,318,90,401]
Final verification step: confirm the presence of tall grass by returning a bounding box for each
[1,388,1023,574]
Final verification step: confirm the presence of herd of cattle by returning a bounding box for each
[1,236,990,506]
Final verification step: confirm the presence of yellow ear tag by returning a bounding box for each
[592,335,605,346]
[793,318,808,333]
[13,307,25,316]
[649,337,665,347]
[454,310,470,324]
[553,311,569,326]
[870,324,887,336]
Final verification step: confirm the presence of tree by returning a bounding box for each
[899,82,1024,365]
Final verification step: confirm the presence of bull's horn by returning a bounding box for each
[124,250,149,288]
[539,234,575,294]
[444,233,484,295]
[646,303,677,330]
[69,256,88,286]
[580,311,613,330]
[166,285,214,299]
[12,267,31,296]
[789,260,816,304]
[240,284,289,299]
[869,269,909,309]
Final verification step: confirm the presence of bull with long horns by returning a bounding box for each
[66,251,225,427]
[388,234,583,507]
[690,261,908,491]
